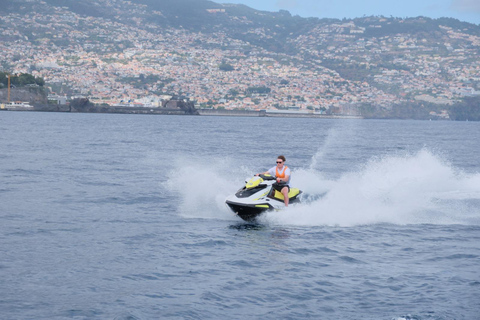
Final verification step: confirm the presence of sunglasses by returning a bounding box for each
[276,161,283,163]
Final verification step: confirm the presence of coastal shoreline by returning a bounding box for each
[197,108,363,119]
[0,104,363,119]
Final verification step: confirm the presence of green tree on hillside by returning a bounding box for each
[219,63,234,71]
[448,96,480,121]
[0,72,45,88]
[246,86,271,94]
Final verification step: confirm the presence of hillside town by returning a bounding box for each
[1,0,479,117]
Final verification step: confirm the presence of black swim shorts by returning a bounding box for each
[273,182,290,192]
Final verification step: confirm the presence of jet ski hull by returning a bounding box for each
[225,200,273,221]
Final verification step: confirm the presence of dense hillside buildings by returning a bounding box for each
[1,1,479,116]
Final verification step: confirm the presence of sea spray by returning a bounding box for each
[165,156,249,220]
[269,149,480,226]
[165,149,480,226]
[309,121,362,174]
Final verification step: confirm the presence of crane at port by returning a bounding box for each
[7,74,11,102]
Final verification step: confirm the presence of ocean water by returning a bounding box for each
[1,111,479,320]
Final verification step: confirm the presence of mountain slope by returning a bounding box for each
[1,0,479,119]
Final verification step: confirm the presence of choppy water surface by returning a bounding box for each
[1,112,479,319]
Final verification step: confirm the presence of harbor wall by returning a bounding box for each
[198,109,362,119]
[1,103,362,119]
[198,109,266,117]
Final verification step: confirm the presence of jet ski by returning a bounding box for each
[225,174,302,221]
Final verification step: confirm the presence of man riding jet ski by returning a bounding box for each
[225,156,302,221]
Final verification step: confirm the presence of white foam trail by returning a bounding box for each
[166,150,480,226]
[270,149,480,226]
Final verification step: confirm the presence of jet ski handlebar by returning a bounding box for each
[258,174,276,181]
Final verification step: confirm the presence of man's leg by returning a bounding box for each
[281,187,289,207]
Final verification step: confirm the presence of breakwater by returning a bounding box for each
[0,104,193,115]
[198,109,266,117]
[1,104,362,119]
[198,108,363,119]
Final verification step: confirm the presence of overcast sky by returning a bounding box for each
[220,0,480,25]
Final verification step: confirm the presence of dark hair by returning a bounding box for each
[277,155,286,162]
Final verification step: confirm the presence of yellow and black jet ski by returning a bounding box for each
[225,174,302,221]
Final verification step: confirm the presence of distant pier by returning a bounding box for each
[1,103,362,119]
[198,109,363,119]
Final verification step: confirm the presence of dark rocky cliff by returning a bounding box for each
[0,87,48,104]
[162,99,199,115]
